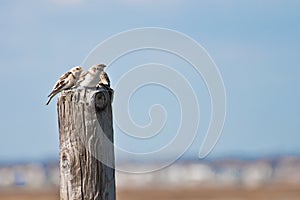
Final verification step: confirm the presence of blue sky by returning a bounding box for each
[0,0,299,162]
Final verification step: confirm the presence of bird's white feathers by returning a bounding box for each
[45,66,83,105]
[77,64,106,87]
[46,64,109,106]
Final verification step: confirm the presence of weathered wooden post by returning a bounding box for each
[57,87,115,200]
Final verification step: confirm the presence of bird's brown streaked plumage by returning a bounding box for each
[48,71,73,97]
[96,71,113,102]
[100,71,110,87]
[46,66,83,105]
[96,71,110,88]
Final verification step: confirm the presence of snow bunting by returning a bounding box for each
[96,71,114,102]
[96,71,110,88]
[45,66,83,105]
[77,64,106,87]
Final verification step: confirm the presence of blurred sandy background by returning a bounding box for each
[1,157,299,200]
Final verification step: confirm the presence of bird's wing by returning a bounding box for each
[59,71,72,81]
[76,71,89,85]
[48,71,72,97]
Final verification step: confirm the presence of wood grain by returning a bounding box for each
[57,87,115,200]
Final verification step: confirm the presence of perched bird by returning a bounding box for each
[96,71,114,102]
[96,71,110,88]
[77,64,106,87]
[45,66,83,105]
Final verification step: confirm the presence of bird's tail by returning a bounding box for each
[45,95,54,105]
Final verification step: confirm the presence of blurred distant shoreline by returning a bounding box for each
[0,155,300,190]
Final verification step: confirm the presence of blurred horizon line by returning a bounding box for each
[1,152,300,165]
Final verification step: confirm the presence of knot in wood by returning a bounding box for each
[95,90,109,110]
[60,151,72,174]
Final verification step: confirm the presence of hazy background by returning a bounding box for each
[1,0,299,162]
[1,1,300,200]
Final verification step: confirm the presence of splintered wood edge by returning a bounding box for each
[57,87,113,111]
